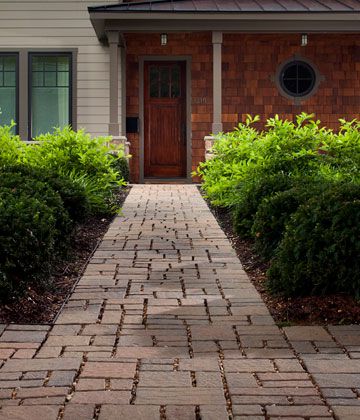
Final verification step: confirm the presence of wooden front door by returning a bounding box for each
[144,61,187,178]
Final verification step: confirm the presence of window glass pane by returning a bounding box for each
[4,56,16,71]
[0,87,16,128]
[150,66,159,98]
[160,67,170,97]
[171,65,180,98]
[4,72,16,87]
[32,57,44,71]
[0,55,17,131]
[298,79,313,94]
[57,56,69,71]
[30,55,71,137]
[298,65,312,79]
[32,72,43,87]
[281,60,316,97]
[31,87,69,137]
[283,79,297,94]
[57,72,69,87]
[44,71,57,87]
[44,56,57,71]
[283,65,297,79]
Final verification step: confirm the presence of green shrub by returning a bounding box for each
[1,165,90,222]
[268,183,360,297]
[0,124,130,302]
[0,189,57,301]
[321,119,360,174]
[41,171,90,221]
[232,173,294,237]
[0,171,72,250]
[24,127,127,214]
[196,113,330,207]
[195,115,261,206]
[0,123,25,166]
[112,156,130,183]
[252,180,328,260]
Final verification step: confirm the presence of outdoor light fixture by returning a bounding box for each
[161,33,168,46]
[301,33,308,47]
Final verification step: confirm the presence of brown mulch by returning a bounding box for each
[0,188,130,325]
[206,199,360,326]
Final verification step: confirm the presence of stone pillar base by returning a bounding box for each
[110,135,131,158]
[204,135,216,161]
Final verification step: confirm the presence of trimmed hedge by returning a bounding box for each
[252,180,327,260]
[268,184,360,297]
[0,171,72,248]
[0,189,57,300]
[232,173,293,237]
[0,125,129,302]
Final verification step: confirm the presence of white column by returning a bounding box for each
[212,31,223,134]
[107,31,120,137]
[120,44,126,137]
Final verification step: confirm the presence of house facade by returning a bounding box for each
[1,0,360,183]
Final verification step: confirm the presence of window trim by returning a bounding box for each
[0,52,19,135]
[280,60,316,98]
[0,48,77,140]
[274,55,324,105]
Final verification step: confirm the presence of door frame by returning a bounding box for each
[139,56,192,183]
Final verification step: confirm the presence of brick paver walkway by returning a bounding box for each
[0,185,359,419]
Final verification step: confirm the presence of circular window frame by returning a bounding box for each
[275,56,323,104]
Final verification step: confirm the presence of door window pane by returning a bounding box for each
[160,67,170,97]
[149,66,159,98]
[0,55,17,132]
[149,64,182,99]
[30,54,71,137]
[171,65,180,98]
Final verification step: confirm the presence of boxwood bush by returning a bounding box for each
[268,184,360,297]
[252,179,328,260]
[232,173,294,237]
[0,189,57,300]
[0,171,72,248]
[0,124,129,302]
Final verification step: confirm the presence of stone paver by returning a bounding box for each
[0,185,358,419]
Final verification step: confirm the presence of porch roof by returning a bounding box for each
[88,0,360,42]
[89,0,360,13]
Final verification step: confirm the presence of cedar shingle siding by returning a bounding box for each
[125,32,360,182]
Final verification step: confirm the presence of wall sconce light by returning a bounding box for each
[301,33,308,47]
[161,33,168,46]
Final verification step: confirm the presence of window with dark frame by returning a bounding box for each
[149,64,181,98]
[0,53,18,133]
[29,53,72,138]
[280,60,316,98]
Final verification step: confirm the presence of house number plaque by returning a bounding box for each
[192,97,207,104]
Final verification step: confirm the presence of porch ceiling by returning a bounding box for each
[88,0,360,42]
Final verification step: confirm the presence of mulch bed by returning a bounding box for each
[206,199,360,326]
[0,188,130,325]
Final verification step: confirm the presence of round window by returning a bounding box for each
[280,60,316,98]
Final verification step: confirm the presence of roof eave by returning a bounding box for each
[88,10,360,42]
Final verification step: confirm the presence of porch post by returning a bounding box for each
[205,31,223,160]
[120,43,126,138]
[120,38,130,156]
[212,31,223,134]
[107,31,120,137]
